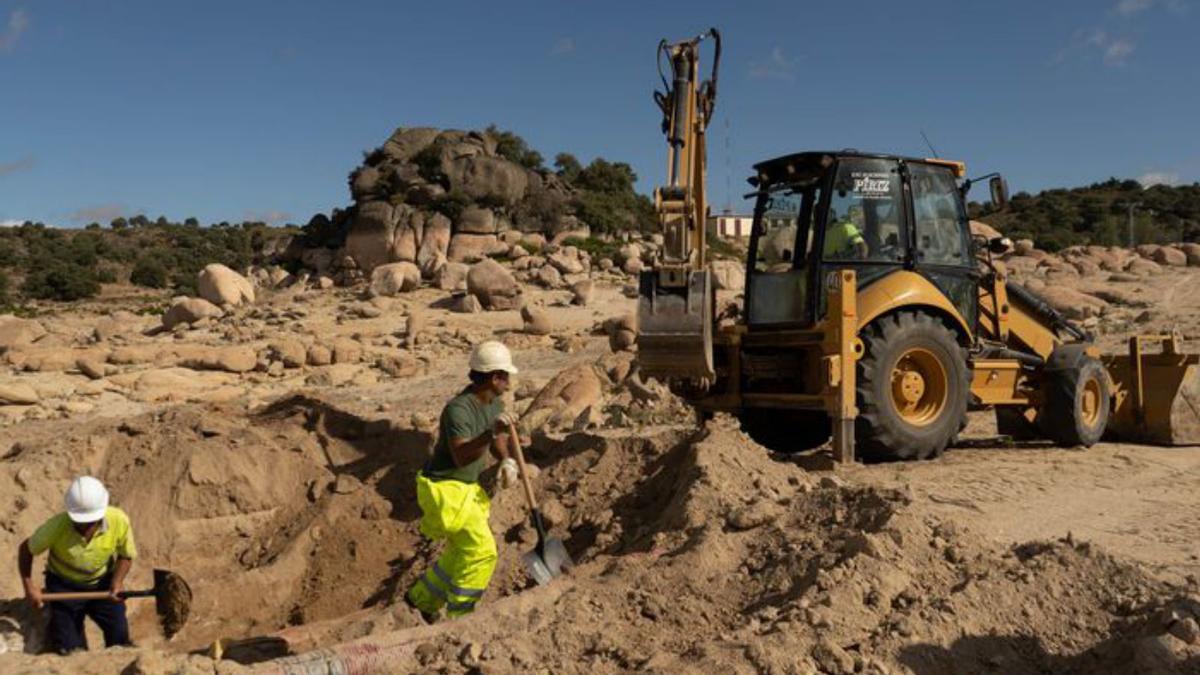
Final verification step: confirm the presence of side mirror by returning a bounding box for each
[989,176,1009,209]
[988,236,1012,254]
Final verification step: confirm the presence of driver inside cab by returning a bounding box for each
[824,205,869,259]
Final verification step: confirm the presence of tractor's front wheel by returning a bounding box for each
[1041,355,1110,447]
[856,312,970,461]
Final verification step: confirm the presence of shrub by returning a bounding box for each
[130,256,170,288]
[22,262,100,301]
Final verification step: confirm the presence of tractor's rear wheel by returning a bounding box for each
[856,312,970,461]
[1041,356,1109,447]
[739,409,832,454]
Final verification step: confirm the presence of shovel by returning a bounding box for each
[41,568,192,638]
[506,422,572,585]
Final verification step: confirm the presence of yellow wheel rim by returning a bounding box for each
[1081,377,1101,428]
[890,347,948,426]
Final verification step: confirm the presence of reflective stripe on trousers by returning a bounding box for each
[406,473,497,617]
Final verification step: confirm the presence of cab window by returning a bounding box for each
[910,163,969,266]
[824,158,905,262]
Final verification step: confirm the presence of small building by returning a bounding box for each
[707,213,753,239]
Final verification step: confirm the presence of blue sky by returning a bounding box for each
[0,1,1196,226]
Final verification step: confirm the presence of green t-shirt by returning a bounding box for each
[424,388,503,484]
[824,220,865,258]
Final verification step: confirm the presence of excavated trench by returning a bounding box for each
[3,399,1198,673]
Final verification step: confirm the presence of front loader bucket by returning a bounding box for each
[1104,335,1200,445]
[636,269,714,381]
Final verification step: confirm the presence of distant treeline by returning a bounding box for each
[970,178,1200,251]
[0,217,292,305]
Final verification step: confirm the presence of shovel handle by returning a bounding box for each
[506,422,539,514]
[41,589,154,602]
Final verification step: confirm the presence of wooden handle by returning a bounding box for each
[507,422,538,513]
[41,589,153,602]
[42,591,116,601]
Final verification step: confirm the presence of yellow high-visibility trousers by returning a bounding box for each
[406,473,497,617]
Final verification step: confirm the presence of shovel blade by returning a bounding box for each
[522,538,573,586]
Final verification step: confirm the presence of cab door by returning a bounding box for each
[906,162,977,330]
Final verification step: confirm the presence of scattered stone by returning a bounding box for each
[0,316,47,354]
[521,306,553,336]
[1153,247,1187,267]
[467,258,522,310]
[536,265,563,289]
[0,383,39,405]
[453,294,483,313]
[605,314,638,353]
[179,346,257,374]
[369,262,421,296]
[306,344,333,367]
[76,358,107,380]
[270,340,307,369]
[197,263,256,307]
[570,279,593,306]
[332,340,363,364]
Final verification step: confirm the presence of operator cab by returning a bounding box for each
[744,151,982,330]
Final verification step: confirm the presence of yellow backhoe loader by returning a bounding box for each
[637,29,1200,461]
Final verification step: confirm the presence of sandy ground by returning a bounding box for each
[3,256,1200,673]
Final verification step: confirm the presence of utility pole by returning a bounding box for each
[1125,201,1142,248]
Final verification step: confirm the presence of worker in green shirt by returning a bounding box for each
[824,206,869,259]
[17,476,136,654]
[406,340,520,621]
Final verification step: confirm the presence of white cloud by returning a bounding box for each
[748,46,797,82]
[0,156,34,177]
[68,204,125,224]
[0,8,29,52]
[243,209,292,225]
[1115,0,1188,15]
[1138,171,1180,187]
[0,219,24,228]
[551,37,575,56]
[1055,27,1135,67]
[1104,38,1136,64]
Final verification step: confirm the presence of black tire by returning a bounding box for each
[995,406,1041,440]
[1041,356,1109,447]
[856,312,970,462]
[739,409,832,454]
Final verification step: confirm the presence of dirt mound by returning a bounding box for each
[0,396,437,654]
[4,408,1200,674]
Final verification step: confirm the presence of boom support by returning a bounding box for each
[637,28,721,383]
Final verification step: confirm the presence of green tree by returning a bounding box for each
[554,153,582,183]
[486,125,543,170]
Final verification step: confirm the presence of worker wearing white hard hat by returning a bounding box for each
[17,476,137,653]
[406,341,520,621]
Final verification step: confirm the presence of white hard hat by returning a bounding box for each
[469,340,518,375]
[64,476,109,523]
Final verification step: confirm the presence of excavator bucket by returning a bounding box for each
[1104,335,1200,445]
[636,269,714,382]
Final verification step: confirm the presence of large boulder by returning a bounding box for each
[456,207,497,235]
[969,220,1002,241]
[466,258,521,310]
[0,316,46,354]
[710,259,744,291]
[197,264,255,307]
[548,250,585,275]
[1031,286,1109,320]
[521,306,553,336]
[433,262,469,291]
[369,262,421,296]
[344,201,398,272]
[162,297,223,330]
[0,382,40,405]
[179,346,257,374]
[1126,258,1164,276]
[382,127,441,162]
[447,156,528,206]
[1180,243,1200,266]
[520,363,606,433]
[418,213,452,276]
[388,206,424,263]
[448,234,504,263]
[1153,246,1187,267]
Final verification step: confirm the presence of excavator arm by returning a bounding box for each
[637,28,721,383]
